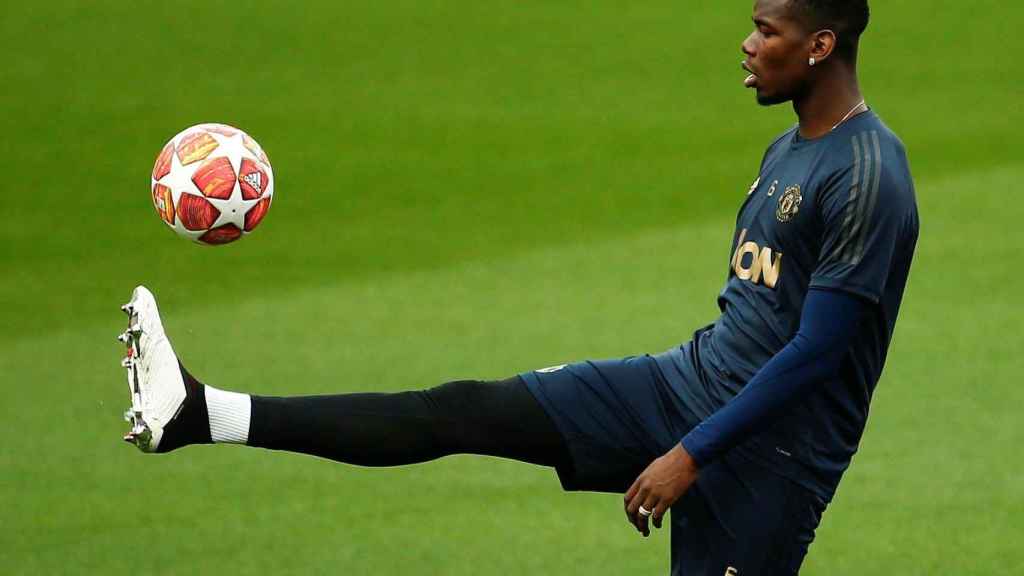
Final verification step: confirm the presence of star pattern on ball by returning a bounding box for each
[204,132,267,232]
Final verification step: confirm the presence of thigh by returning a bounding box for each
[671,452,827,576]
[422,377,572,468]
[520,355,696,493]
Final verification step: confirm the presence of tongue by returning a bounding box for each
[744,74,757,88]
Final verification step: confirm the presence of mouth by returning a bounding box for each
[741,61,758,88]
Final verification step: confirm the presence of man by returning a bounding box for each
[119,0,918,573]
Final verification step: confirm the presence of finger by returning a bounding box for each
[625,488,642,525]
[624,487,647,531]
[652,500,671,530]
[637,496,658,537]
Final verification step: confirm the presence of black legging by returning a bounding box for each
[246,378,572,470]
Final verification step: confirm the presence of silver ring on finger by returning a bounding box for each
[638,505,653,517]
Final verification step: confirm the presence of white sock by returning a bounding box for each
[205,386,251,444]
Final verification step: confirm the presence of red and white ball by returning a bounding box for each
[151,123,274,245]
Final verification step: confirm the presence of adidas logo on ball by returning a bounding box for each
[243,172,262,194]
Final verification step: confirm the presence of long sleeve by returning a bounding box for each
[680,288,867,467]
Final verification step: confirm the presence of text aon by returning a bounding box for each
[731,228,782,289]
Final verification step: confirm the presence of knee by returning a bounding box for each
[422,380,487,414]
[423,377,523,415]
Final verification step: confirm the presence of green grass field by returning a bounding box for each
[2,2,1021,574]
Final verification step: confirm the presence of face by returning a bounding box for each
[741,0,814,105]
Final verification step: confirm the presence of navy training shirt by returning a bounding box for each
[657,110,919,499]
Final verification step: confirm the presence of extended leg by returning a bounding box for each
[119,285,570,471]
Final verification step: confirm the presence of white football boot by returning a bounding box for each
[120,285,186,452]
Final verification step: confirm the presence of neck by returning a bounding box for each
[793,64,864,139]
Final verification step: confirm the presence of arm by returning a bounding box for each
[681,287,866,466]
[623,287,867,536]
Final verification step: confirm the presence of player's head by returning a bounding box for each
[741,0,870,105]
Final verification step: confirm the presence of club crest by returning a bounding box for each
[776,185,802,222]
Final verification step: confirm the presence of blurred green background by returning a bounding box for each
[2,1,1020,574]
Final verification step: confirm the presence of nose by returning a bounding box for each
[741,31,757,58]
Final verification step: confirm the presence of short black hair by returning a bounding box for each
[788,0,870,61]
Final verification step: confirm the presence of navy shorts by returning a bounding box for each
[520,352,826,575]
[520,355,698,493]
[672,451,827,575]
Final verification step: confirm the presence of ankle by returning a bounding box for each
[156,363,213,452]
[206,386,251,444]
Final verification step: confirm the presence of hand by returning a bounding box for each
[623,443,699,537]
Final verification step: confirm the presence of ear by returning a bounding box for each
[809,29,837,63]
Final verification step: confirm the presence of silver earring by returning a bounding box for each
[809,57,816,66]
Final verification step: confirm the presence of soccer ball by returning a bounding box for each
[150,123,274,245]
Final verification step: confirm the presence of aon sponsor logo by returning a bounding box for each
[730,228,782,289]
